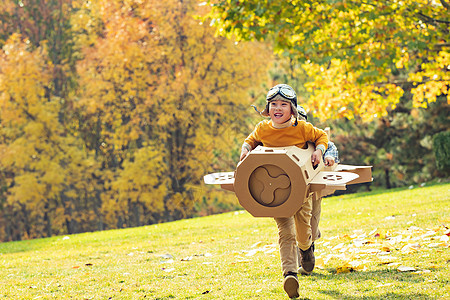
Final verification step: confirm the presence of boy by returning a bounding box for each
[296,106,340,275]
[240,84,328,298]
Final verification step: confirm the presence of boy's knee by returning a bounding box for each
[278,230,296,243]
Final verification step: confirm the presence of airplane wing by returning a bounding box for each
[309,171,360,191]
[203,172,235,185]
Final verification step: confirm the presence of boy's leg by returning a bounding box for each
[274,217,298,275]
[274,217,300,298]
[293,193,315,274]
[311,195,322,242]
[299,194,321,275]
[294,193,313,251]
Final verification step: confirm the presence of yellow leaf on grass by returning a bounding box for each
[381,242,392,252]
[439,235,449,242]
[397,266,416,272]
[336,260,367,273]
[401,243,421,253]
[315,256,325,269]
[427,242,447,248]
[336,265,352,274]
[378,256,398,264]
[375,229,388,239]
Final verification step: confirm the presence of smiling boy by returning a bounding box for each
[240,84,328,298]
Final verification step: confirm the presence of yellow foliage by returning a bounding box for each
[411,51,450,107]
[71,0,272,227]
[303,59,403,121]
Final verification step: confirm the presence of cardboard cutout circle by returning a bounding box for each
[248,164,291,207]
[234,148,309,217]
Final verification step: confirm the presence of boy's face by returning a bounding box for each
[269,100,292,125]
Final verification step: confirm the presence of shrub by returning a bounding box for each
[432,131,450,174]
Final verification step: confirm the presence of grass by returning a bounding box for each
[0,183,449,299]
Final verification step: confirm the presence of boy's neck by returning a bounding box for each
[271,118,292,129]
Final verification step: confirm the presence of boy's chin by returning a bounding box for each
[272,117,290,124]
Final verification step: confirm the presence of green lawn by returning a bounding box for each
[1,183,449,299]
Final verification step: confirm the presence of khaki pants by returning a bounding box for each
[274,194,313,276]
[311,195,322,241]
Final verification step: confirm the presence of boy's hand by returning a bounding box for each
[240,148,249,161]
[324,157,335,166]
[311,149,323,166]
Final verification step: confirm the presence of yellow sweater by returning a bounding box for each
[244,119,328,152]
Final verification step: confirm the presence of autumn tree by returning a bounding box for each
[73,0,271,228]
[0,35,96,240]
[0,0,272,241]
[0,0,77,99]
[207,0,449,121]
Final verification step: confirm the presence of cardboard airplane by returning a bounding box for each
[204,143,372,218]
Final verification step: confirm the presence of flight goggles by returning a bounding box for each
[266,85,296,101]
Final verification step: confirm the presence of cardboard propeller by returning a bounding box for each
[204,143,372,218]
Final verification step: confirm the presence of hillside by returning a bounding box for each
[1,183,449,299]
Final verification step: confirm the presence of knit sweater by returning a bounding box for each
[243,119,328,153]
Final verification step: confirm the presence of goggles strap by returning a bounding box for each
[251,105,263,114]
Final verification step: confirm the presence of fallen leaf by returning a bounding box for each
[336,265,352,274]
[161,259,174,264]
[381,242,392,252]
[264,248,277,254]
[420,231,437,239]
[397,266,416,272]
[401,243,420,254]
[375,282,395,288]
[439,235,449,242]
[162,267,175,272]
[414,269,431,274]
[332,243,345,251]
[246,249,258,256]
[375,229,388,239]
[378,256,397,264]
[315,256,325,269]
[336,259,366,273]
[427,242,445,248]
[251,241,262,248]
[360,248,380,254]
[181,256,192,261]
[387,262,401,267]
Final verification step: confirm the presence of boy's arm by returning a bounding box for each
[311,149,323,166]
[323,141,339,166]
[240,142,252,161]
[240,124,261,161]
[306,123,328,166]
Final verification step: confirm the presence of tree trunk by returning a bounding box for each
[385,168,391,189]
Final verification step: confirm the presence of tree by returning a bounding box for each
[0,0,273,240]
[206,0,449,121]
[0,34,94,240]
[0,0,77,99]
[433,130,450,175]
[73,0,272,228]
